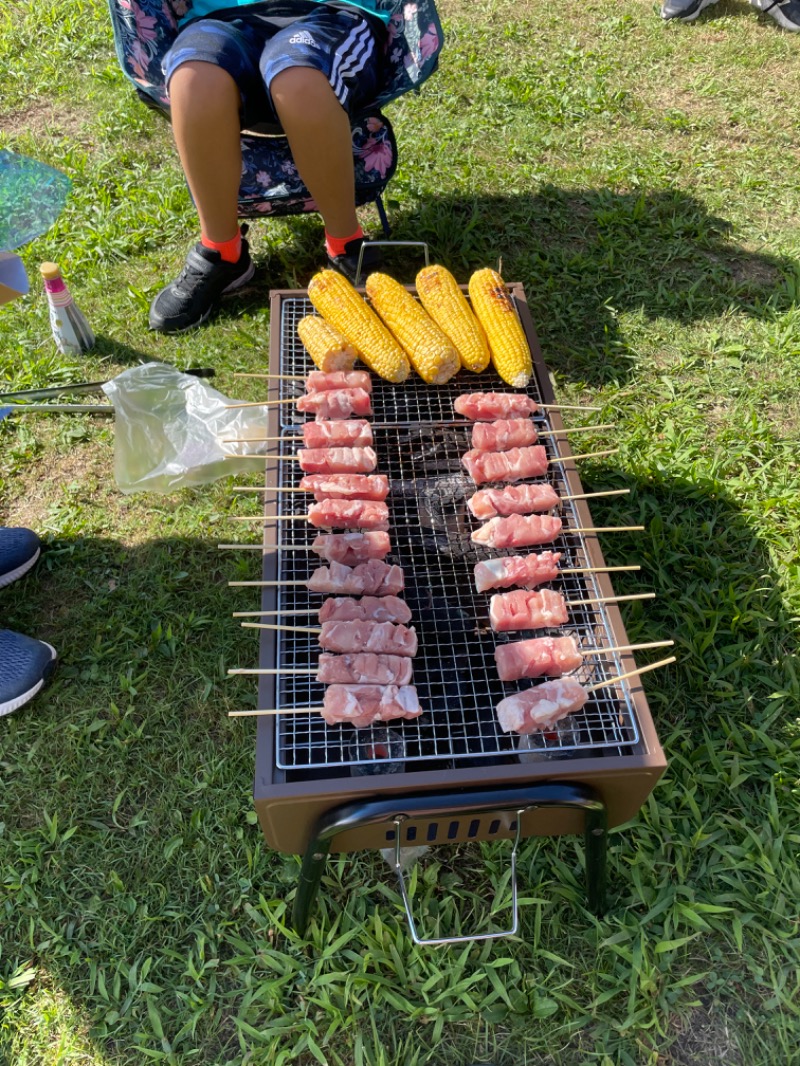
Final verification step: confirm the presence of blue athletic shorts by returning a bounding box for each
[162,3,384,129]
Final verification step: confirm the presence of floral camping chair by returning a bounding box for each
[107,0,443,228]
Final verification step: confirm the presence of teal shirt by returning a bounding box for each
[179,0,395,26]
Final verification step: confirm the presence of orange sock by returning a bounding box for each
[325,227,364,258]
[201,229,242,264]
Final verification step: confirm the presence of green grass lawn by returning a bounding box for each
[2,0,800,1062]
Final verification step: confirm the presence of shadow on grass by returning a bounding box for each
[0,467,797,1063]
[246,186,796,388]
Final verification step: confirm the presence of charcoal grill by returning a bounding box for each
[243,283,667,944]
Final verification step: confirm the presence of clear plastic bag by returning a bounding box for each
[102,362,272,494]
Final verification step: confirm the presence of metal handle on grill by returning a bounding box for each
[392,812,524,947]
[351,241,430,285]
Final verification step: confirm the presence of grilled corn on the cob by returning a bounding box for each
[365,272,460,385]
[297,315,357,373]
[307,270,410,384]
[468,268,532,388]
[416,264,491,373]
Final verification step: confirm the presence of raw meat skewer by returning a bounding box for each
[304,370,372,394]
[489,588,656,632]
[454,392,601,421]
[296,387,373,420]
[301,420,373,448]
[297,446,377,475]
[228,652,414,686]
[318,620,418,656]
[311,532,391,565]
[298,473,389,501]
[320,684,422,727]
[471,513,644,550]
[474,553,640,593]
[468,484,629,520]
[229,683,423,726]
[237,595,412,625]
[471,418,539,452]
[461,445,618,486]
[495,637,675,681]
[235,559,403,596]
[495,656,676,734]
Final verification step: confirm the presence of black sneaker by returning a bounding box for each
[0,527,41,590]
[149,233,255,333]
[750,0,800,28]
[0,630,58,718]
[661,0,718,19]
[327,237,383,286]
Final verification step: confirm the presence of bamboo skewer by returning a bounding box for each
[225,639,675,676]
[585,655,677,693]
[223,398,299,408]
[227,562,643,592]
[238,592,654,627]
[218,423,616,445]
[227,654,677,716]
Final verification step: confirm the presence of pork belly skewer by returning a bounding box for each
[495,656,676,734]
[494,636,675,681]
[468,484,629,520]
[473,551,641,593]
[229,683,423,726]
[471,513,644,550]
[454,392,601,420]
[236,595,412,625]
[225,387,372,418]
[221,420,374,448]
[296,388,373,420]
[233,370,372,392]
[311,531,391,564]
[222,531,392,566]
[297,473,389,501]
[468,418,615,451]
[230,652,414,686]
[233,559,404,596]
[249,498,389,531]
[243,620,418,656]
[462,444,618,486]
[295,446,378,475]
[489,588,656,633]
[225,446,379,473]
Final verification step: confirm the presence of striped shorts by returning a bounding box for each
[163,4,383,129]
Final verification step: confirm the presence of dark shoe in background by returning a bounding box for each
[327,236,384,285]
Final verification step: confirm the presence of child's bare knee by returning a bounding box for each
[170,61,238,113]
[270,66,334,113]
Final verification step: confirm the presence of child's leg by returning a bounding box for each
[269,66,358,241]
[168,61,242,244]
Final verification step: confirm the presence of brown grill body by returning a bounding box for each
[248,285,667,892]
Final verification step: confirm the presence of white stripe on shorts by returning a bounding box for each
[329,20,374,105]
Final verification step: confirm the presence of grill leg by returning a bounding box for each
[294,838,332,937]
[293,784,609,937]
[584,801,608,915]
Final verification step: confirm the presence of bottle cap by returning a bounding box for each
[40,262,62,280]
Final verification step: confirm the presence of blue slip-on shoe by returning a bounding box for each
[0,630,58,717]
[0,526,41,589]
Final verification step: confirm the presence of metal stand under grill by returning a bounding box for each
[249,284,667,943]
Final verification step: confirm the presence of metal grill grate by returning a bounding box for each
[265,296,641,771]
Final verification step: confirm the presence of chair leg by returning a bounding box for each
[375,195,392,238]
